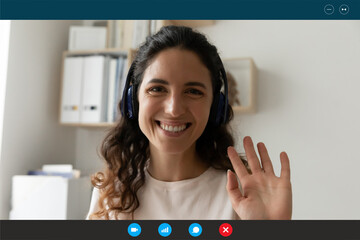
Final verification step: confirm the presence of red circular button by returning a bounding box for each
[219,223,233,237]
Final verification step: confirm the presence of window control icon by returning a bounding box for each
[324,4,334,15]
[339,4,349,15]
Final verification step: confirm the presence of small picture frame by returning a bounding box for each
[223,58,257,113]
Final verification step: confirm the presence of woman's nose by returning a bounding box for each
[164,93,186,117]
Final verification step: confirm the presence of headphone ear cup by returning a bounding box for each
[210,92,227,126]
[216,92,226,125]
[126,85,134,119]
[209,94,217,126]
[131,84,138,119]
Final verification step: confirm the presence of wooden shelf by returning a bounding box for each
[60,122,115,128]
[63,48,135,57]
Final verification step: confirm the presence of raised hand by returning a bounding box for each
[226,136,292,220]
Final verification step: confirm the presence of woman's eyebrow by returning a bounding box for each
[146,79,207,89]
[185,82,207,89]
[147,79,168,85]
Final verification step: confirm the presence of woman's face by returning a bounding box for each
[138,48,213,154]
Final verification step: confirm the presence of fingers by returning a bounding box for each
[243,136,262,173]
[280,152,291,180]
[227,146,249,179]
[235,137,290,179]
[257,142,275,174]
[226,170,243,208]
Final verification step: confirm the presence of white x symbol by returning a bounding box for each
[223,227,229,233]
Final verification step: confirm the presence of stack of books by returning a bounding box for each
[27,164,80,179]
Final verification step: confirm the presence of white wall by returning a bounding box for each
[0,20,82,219]
[198,20,360,219]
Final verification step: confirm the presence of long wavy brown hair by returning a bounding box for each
[89,26,236,220]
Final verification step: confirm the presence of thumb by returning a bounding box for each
[226,170,243,210]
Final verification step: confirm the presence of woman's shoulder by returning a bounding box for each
[196,167,228,190]
[206,167,228,180]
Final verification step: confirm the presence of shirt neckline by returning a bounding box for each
[144,166,215,190]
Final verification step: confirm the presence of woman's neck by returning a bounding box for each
[147,143,209,182]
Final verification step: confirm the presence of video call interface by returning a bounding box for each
[0,0,360,239]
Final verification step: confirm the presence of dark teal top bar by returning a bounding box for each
[0,0,359,19]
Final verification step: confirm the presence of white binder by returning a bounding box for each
[80,55,107,123]
[107,58,118,123]
[60,57,84,123]
[113,56,125,121]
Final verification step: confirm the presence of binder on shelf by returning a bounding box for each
[113,56,126,122]
[80,55,108,123]
[60,57,84,123]
[107,58,118,123]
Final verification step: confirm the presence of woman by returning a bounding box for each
[87,25,292,220]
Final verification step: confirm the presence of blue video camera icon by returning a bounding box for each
[128,223,141,237]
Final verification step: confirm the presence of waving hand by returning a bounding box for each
[226,136,292,220]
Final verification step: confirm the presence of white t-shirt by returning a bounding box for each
[86,167,239,220]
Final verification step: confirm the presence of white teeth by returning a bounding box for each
[160,122,187,133]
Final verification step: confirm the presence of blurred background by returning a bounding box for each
[0,20,359,219]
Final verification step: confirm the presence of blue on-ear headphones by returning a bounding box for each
[120,58,229,126]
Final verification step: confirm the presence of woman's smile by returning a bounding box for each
[155,120,192,136]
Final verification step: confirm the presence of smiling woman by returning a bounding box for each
[87,25,292,220]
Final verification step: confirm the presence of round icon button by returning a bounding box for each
[128,223,141,237]
[339,4,349,15]
[158,223,172,237]
[188,223,202,237]
[219,223,233,237]
[324,4,334,15]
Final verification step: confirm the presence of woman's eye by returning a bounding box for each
[186,89,204,96]
[147,86,166,94]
